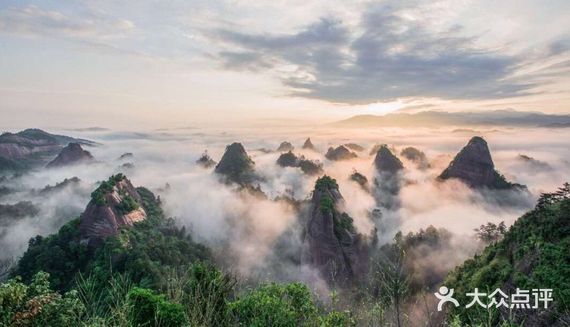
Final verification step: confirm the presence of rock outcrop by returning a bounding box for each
[374,145,404,173]
[79,174,146,244]
[276,151,299,167]
[276,141,294,152]
[297,159,323,176]
[196,151,217,168]
[215,143,256,185]
[302,138,316,150]
[400,147,430,169]
[350,171,369,191]
[373,146,403,210]
[439,137,524,189]
[46,143,95,168]
[276,151,323,175]
[302,176,368,286]
[325,145,357,161]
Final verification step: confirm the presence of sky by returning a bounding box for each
[0,0,569,129]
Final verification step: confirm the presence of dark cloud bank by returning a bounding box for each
[213,2,549,103]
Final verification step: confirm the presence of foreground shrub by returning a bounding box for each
[128,287,187,327]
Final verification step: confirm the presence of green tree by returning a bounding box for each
[229,282,318,327]
[0,272,84,326]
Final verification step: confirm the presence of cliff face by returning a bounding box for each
[302,176,368,286]
[374,145,404,173]
[46,143,95,168]
[214,143,256,185]
[79,175,146,243]
[439,137,522,189]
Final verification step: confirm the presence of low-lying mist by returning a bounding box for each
[1,125,569,294]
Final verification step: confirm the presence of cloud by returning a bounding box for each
[213,2,539,104]
[0,5,134,40]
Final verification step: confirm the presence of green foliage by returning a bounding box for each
[116,194,139,214]
[136,187,163,219]
[319,194,335,214]
[319,310,356,327]
[336,213,356,234]
[315,175,338,191]
[14,219,89,291]
[474,221,507,243]
[229,282,318,327]
[0,272,84,326]
[90,174,125,206]
[14,181,209,293]
[177,262,236,326]
[445,183,570,325]
[128,287,187,327]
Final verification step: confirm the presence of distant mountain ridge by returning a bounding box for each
[0,128,97,172]
[332,110,570,127]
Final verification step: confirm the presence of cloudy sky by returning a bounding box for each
[0,0,568,129]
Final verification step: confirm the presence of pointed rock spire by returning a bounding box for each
[374,145,403,173]
[439,136,522,189]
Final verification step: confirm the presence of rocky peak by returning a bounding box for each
[276,151,298,167]
[374,145,404,173]
[214,142,256,185]
[46,143,95,168]
[439,137,522,189]
[79,174,146,244]
[350,170,369,191]
[302,137,316,150]
[302,176,368,286]
[325,145,358,161]
[276,151,323,175]
[400,147,430,169]
[276,141,294,152]
[196,151,217,168]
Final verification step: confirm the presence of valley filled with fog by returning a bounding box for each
[1,124,569,326]
[2,126,568,271]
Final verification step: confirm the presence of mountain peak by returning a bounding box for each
[46,143,95,168]
[302,137,315,150]
[215,142,256,185]
[276,141,294,152]
[325,145,357,161]
[439,137,522,189]
[79,174,146,244]
[374,145,404,173]
[302,175,368,286]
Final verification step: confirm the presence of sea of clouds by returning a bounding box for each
[1,125,569,288]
